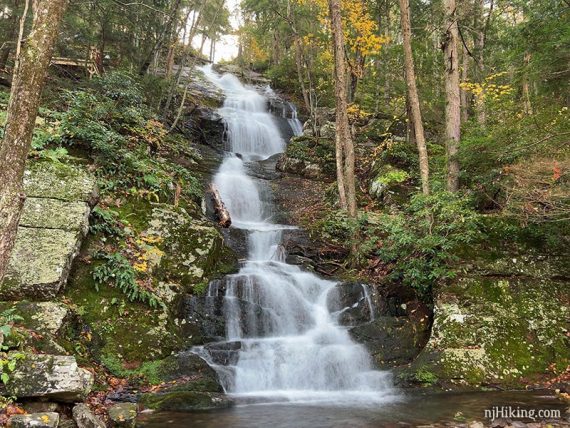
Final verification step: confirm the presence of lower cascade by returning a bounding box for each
[194,65,398,405]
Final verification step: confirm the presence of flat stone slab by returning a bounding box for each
[23,161,98,205]
[1,354,93,402]
[0,227,82,300]
[20,197,90,233]
[8,412,59,428]
[0,301,69,335]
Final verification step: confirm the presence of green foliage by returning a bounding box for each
[90,207,125,237]
[373,192,482,297]
[0,309,26,385]
[92,252,164,309]
[374,169,410,186]
[101,353,164,385]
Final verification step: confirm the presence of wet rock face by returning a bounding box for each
[2,354,93,402]
[0,161,97,301]
[350,317,428,369]
[327,282,374,326]
[183,278,277,342]
[406,252,570,388]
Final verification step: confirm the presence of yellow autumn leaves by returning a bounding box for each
[295,0,389,57]
[460,72,514,103]
[133,235,165,273]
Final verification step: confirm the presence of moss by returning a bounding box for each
[64,259,185,365]
[140,391,231,411]
[413,269,569,388]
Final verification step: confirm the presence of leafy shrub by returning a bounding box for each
[0,309,25,385]
[92,252,164,309]
[373,192,482,297]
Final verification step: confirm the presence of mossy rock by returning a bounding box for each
[409,254,570,388]
[64,260,185,365]
[144,205,227,295]
[23,160,98,205]
[140,391,232,412]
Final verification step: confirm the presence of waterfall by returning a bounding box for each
[287,102,304,137]
[194,65,396,406]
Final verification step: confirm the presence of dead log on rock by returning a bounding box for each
[207,183,231,228]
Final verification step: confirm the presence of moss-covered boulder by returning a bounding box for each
[138,351,230,411]
[405,252,570,388]
[0,160,97,301]
[23,161,98,205]
[142,205,230,300]
[1,354,93,402]
[140,391,232,412]
[0,227,84,300]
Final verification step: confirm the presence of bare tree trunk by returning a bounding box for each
[294,38,311,114]
[328,0,357,217]
[522,51,533,115]
[399,0,430,195]
[474,0,493,127]
[442,0,461,192]
[460,41,469,123]
[0,1,21,70]
[0,0,68,281]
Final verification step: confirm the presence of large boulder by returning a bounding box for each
[327,282,375,326]
[404,251,570,388]
[0,161,97,301]
[108,403,137,428]
[276,154,322,179]
[139,351,231,412]
[0,228,84,300]
[142,205,228,299]
[72,403,106,428]
[2,354,93,402]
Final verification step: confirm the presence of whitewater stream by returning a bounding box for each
[192,64,396,406]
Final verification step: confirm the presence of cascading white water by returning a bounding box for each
[196,65,397,405]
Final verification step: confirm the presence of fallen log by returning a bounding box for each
[207,183,231,228]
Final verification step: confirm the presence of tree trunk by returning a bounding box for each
[399,0,430,195]
[328,0,357,217]
[0,1,20,70]
[474,0,491,127]
[0,0,69,281]
[522,51,533,115]
[460,41,470,123]
[442,0,461,192]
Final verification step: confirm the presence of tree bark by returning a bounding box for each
[460,41,470,123]
[522,51,533,115]
[399,0,430,195]
[0,1,21,70]
[328,0,357,217]
[442,0,461,192]
[0,0,69,281]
